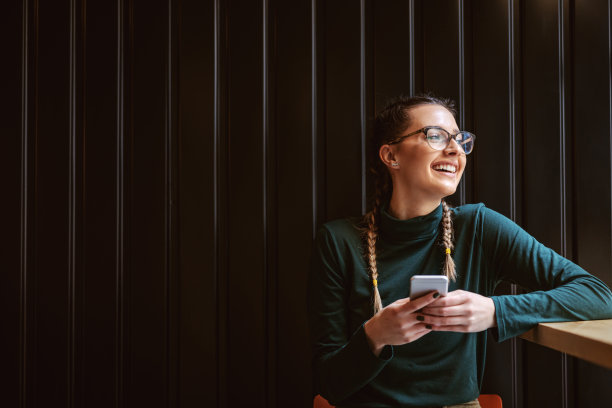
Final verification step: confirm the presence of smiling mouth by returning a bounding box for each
[432,163,457,174]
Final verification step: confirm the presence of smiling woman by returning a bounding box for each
[307,94,612,408]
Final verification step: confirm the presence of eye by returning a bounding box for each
[426,131,445,142]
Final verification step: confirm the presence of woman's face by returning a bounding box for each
[381,104,466,202]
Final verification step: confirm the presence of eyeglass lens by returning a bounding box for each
[425,128,474,154]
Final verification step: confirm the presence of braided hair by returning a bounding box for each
[359,94,458,315]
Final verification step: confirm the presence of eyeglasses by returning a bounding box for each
[388,126,476,155]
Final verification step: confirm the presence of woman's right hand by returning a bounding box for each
[363,291,440,357]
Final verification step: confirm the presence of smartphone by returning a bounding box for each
[409,275,449,300]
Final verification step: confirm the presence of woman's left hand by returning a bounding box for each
[419,290,497,332]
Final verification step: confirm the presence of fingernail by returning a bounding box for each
[433,292,440,299]
[417,315,424,321]
[426,325,432,330]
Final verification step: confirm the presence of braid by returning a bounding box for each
[441,201,457,281]
[360,176,389,315]
[365,207,383,315]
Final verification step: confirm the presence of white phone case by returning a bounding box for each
[409,275,449,300]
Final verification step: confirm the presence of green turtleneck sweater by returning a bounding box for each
[308,202,612,407]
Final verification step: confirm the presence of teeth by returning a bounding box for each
[432,164,457,173]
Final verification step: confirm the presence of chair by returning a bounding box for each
[313,394,334,408]
[314,394,502,408]
[478,394,503,408]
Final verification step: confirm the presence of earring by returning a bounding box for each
[391,162,399,167]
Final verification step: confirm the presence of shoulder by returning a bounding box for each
[451,202,511,223]
[318,216,364,248]
[450,202,518,235]
[450,202,487,229]
[451,202,486,219]
[451,203,530,251]
[313,216,365,273]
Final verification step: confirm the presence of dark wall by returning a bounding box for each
[1,0,611,407]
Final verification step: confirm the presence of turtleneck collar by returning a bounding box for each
[379,200,443,243]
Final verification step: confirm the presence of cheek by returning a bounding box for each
[402,156,431,179]
[459,158,467,175]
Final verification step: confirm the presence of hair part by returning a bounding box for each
[359,93,458,315]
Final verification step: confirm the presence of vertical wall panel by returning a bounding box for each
[421,0,467,206]
[35,1,72,405]
[213,0,229,406]
[263,1,277,406]
[360,0,374,214]
[522,0,565,406]
[470,0,511,216]
[469,1,518,406]
[178,0,217,406]
[80,1,120,406]
[116,1,129,406]
[0,1,25,407]
[373,1,412,111]
[522,0,563,252]
[67,0,83,406]
[226,0,267,406]
[21,1,37,405]
[572,0,612,405]
[573,0,612,287]
[422,1,460,103]
[167,3,180,406]
[274,0,313,406]
[325,0,362,220]
[128,0,170,405]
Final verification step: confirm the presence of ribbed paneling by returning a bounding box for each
[0,1,26,407]
[470,0,519,405]
[81,0,119,406]
[226,0,266,406]
[36,1,72,406]
[2,0,612,407]
[572,0,612,405]
[213,0,228,406]
[178,0,217,406]
[275,0,316,404]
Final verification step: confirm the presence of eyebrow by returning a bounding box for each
[432,125,461,134]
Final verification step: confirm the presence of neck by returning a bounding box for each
[387,192,442,220]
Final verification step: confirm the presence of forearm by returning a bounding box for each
[492,275,612,341]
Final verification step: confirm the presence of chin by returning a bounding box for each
[438,185,458,198]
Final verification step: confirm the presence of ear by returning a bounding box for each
[379,144,400,170]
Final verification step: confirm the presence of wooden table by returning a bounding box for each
[520,319,612,369]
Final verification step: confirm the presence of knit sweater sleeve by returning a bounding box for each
[477,206,612,342]
[307,225,393,404]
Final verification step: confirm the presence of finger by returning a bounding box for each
[393,297,412,307]
[409,328,432,342]
[417,314,465,326]
[425,292,469,309]
[420,304,465,317]
[398,291,440,314]
[430,324,469,333]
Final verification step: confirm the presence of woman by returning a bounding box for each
[307,94,612,407]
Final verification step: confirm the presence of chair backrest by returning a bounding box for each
[478,394,503,408]
[313,395,334,408]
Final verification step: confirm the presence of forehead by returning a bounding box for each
[405,104,458,131]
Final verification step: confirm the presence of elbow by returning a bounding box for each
[312,356,349,405]
[313,360,338,404]
[584,278,612,319]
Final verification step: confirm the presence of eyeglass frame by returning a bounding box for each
[387,126,476,155]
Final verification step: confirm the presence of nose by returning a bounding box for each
[444,138,462,155]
